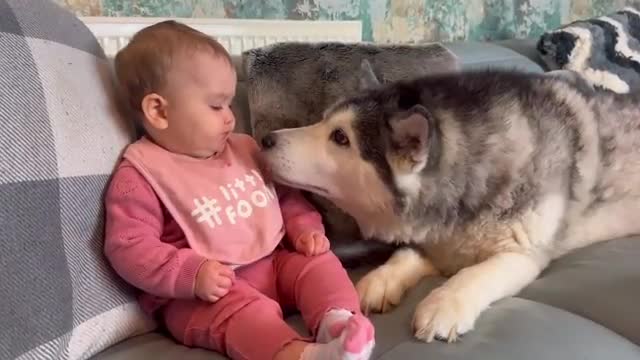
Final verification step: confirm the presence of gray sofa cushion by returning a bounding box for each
[446,40,545,73]
[95,300,640,360]
[242,42,459,266]
[94,236,640,359]
[519,237,640,344]
[352,236,640,358]
[0,1,155,359]
[373,298,640,360]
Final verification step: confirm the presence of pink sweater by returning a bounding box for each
[104,134,324,314]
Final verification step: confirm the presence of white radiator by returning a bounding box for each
[79,16,363,57]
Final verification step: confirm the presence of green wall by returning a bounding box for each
[58,0,638,42]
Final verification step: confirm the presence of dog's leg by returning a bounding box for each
[411,191,564,342]
[356,247,438,313]
[412,251,543,343]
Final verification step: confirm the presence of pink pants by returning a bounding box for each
[162,248,361,360]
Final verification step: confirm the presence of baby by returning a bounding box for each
[104,20,375,360]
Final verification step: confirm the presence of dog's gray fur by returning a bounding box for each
[243,42,459,266]
[260,66,640,342]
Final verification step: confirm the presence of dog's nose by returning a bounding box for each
[261,133,277,149]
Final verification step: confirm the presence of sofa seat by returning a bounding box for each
[94,236,640,360]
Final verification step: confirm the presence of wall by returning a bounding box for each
[58,0,638,43]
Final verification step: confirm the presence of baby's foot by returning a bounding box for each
[334,315,375,358]
[301,315,375,360]
[316,309,356,343]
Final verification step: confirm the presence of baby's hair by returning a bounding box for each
[114,20,232,117]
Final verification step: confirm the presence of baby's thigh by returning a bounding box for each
[235,254,278,301]
[274,249,356,303]
[162,279,276,351]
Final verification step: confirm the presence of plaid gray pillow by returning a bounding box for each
[0,1,156,359]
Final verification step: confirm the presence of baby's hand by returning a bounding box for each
[195,260,235,303]
[294,231,330,256]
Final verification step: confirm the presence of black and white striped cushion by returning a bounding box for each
[537,6,640,93]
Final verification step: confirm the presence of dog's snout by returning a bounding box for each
[261,133,277,149]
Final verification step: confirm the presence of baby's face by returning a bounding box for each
[163,51,237,158]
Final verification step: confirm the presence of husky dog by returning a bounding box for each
[259,62,640,343]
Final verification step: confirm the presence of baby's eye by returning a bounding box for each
[210,105,223,111]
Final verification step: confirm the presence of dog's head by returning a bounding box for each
[259,60,439,218]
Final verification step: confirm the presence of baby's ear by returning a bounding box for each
[358,59,381,90]
[141,93,169,130]
[388,105,432,170]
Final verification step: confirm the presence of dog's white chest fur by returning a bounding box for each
[354,209,430,245]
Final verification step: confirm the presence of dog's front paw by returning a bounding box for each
[412,287,478,343]
[356,265,409,314]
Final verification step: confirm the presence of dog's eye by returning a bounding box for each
[330,128,350,147]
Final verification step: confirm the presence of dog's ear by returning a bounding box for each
[358,59,381,90]
[388,105,432,170]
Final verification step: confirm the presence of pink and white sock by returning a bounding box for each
[316,309,355,343]
[300,311,375,360]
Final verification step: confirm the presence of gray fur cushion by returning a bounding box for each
[537,6,640,93]
[0,1,155,359]
[242,42,459,266]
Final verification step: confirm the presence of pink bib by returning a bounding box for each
[123,134,285,266]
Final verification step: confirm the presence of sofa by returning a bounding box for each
[1,1,639,360]
[96,40,640,360]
